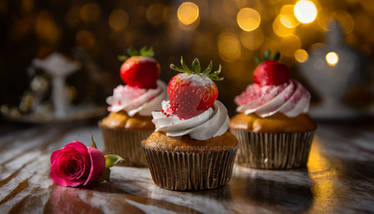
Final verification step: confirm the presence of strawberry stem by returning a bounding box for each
[255,49,281,64]
[118,46,154,62]
[170,57,223,81]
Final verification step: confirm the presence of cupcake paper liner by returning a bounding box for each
[143,146,238,191]
[230,129,314,169]
[100,124,152,167]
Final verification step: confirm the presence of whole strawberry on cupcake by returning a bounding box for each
[142,57,238,191]
[99,46,167,167]
[230,50,317,170]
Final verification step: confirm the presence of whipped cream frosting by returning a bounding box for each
[235,80,310,118]
[106,80,167,116]
[152,100,229,141]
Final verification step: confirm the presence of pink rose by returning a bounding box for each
[50,141,105,187]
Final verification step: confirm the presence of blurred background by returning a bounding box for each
[1,0,374,121]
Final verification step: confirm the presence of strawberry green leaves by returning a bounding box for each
[118,46,154,61]
[170,57,224,81]
[255,49,281,65]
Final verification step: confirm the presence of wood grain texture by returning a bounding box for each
[0,122,374,214]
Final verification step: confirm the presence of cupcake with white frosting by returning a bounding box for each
[230,50,317,169]
[99,47,167,167]
[143,58,238,191]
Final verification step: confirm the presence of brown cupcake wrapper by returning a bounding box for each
[230,129,314,169]
[143,146,238,191]
[99,124,152,167]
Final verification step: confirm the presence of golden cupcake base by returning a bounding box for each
[100,124,152,167]
[230,129,314,169]
[143,146,238,191]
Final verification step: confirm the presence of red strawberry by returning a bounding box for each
[118,47,160,89]
[253,50,290,86]
[168,58,223,120]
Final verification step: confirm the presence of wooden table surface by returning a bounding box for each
[0,121,374,214]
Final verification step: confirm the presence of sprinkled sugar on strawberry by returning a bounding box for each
[254,49,290,86]
[168,57,223,120]
[118,46,160,89]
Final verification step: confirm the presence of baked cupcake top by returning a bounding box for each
[151,58,230,141]
[235,50,311,118]
[106,47,167,117]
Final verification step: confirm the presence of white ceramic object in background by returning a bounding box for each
[32,53,81,118]
[297,21,366,119]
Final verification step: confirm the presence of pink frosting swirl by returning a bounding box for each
[235,80,310,117]
[106,80,167,116]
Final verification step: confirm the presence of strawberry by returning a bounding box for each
[168,57,223,120]
[253,50,290,86]
[118,47,160,89]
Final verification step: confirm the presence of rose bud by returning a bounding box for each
[50,139,123,187]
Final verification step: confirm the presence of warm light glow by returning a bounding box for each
[294,49,309,63]
[294,0,317,24]
[217,32,241,62]
[236,8,261,32]
[325,52,339,66]
[146,4,166,25]
[80,3,101,23]
[177,2,199,26]
[109,9,129,32]
[280,35,301,56]
[273,16,295,37]
[280,5,299,28]
[240,29,264,50]
[331,10,354,34]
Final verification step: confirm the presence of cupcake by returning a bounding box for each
[99,47,167,167]
[230,50,317,169]
[143,58,238,191]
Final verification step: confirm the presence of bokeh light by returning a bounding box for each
[331,10,354,34]
[177,2,199,26]
[76,30,96,50]
[146,3,166,25]
[294,49,309,63]
[273,15,295,37]
[279,35,301,56]
[236,8,261,32]
[240,29,264,50]
[217,32,241,62]
[80,3,101,23]
[325,51,339,66]
[294,0,317,24]
[35,11,60,44]
[279,5,299,28]
[109,9,129,32]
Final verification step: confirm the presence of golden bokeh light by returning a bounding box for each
[35,12,60,44]
[279,5,299,28]
[294,49,309,63]
[294,0,317,24]
[279,35,301,56]
[273,15,295,37]
[109,9,129,32]
[240,29,264,50]
[331,10,354,34]
[76,30,96,50]
[80,3,101,23]
[217,32,241,62]
[236,8,261,32]
[177,2,199,26]
[146,3,166,25]
[326,52,339,66]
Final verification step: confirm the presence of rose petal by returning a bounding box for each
[84,147,105,186]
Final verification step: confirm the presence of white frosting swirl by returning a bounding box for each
[106,80,167,116]
[236,80,310,118]
[152,100,229,140]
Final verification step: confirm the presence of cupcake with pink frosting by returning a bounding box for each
[230,50,316,169]
[99,47,167,167]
